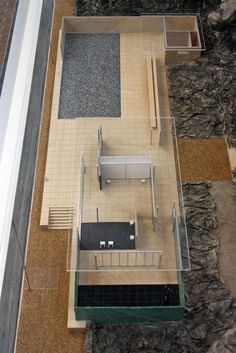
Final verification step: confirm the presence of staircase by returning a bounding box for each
[48,206,74,229]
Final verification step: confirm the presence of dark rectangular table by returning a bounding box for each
[80,222,135,250]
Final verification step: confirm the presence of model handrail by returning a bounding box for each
[172,201,183,270]
[150,165,158,233]
[93,250,163,270]
[77,152,85,238]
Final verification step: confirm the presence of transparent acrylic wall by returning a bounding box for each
[56,16,194,275]
[66,118,190,274]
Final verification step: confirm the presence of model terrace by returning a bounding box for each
[40,15,204,326]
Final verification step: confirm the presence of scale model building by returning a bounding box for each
[40,15,204,327]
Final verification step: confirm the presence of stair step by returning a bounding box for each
[48,206,74,229]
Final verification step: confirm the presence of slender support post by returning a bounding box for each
[158,252,163,269]
[94,253,98,270]
[96,207,99,222]
[97,129,100,146]
[99,175,102,191]
[153,166,155,180]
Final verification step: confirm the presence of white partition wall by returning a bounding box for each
[100,156,152,180]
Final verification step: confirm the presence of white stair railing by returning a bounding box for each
[93,250,163,270]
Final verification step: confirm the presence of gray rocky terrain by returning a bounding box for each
[167,37,236,145]
[167,0,236,145]
[207,327,236,353]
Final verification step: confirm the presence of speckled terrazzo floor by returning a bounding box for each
[15,1,85,353]
[59,33,121,118]
[177,138,232,182]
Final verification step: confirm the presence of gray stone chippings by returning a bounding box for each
[58,33,120,118]
[84,183,236,353]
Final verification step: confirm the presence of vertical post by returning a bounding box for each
[96,208,99,222]
[158,252,163,269]
[99,175,102,191]
[150,128,153,145]
[94,253,98,270]
[99,125,103,155]
[97,151,102,191]
[153,166,155,180]
[151,165,158,233]
[97,128,100,146]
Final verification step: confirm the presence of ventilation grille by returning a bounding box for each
[48,207,74,229]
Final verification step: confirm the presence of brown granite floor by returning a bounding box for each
[15,1,85,353]
[177,138,232,182]
[0,0,17,77]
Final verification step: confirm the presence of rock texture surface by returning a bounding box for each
[211,182,236,297]
[208,0,236,30]
[168,30,236,143]
[75,0,219,16]
[168,54,236,145]
[207,327,236,353]
[168,0,236,145]
[84,183,236,353]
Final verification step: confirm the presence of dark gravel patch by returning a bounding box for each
[58,33,120,118]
